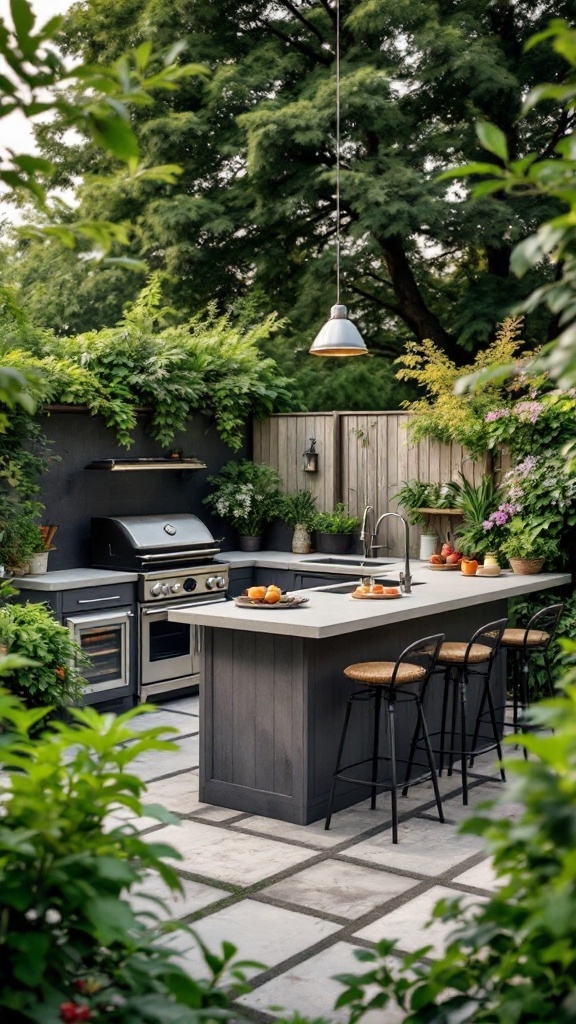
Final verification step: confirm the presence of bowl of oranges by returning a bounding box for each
[235,585,309,609]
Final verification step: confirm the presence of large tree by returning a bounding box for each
[13,0,573,359]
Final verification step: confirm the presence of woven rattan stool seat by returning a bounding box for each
[437,641,492,665]
[344,662,427,686]
[501,628,550,647]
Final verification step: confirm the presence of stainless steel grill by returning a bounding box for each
[91,514,229,700]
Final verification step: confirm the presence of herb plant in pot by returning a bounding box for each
[500,517,554,574]
[313,503,361,555]
[203,459,282,552]
[279,489,318,554]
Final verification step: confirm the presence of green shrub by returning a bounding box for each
[0,692,255,1023]
[313,503,361,535]
[0,602,90,708]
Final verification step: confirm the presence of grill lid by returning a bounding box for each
[91,514,220,569]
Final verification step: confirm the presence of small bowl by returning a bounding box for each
[477,565,501,577]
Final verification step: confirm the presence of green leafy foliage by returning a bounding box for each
[203,459,282,536]
[12,0,571,356]
[1,281,296,450]
[0,692,255,1022]
[0,602,89,707]
[329,674,576,1023]
[391,480,461,526]
[500,515,555,562]
[313,503,361,535]
[508,591,576,696]
[279,490,318,530]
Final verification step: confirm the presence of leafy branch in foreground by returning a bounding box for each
[0,0,207,256]
[444,19,576,392]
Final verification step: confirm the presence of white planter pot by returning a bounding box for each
[419,534,438,560]
[29,551,49,575]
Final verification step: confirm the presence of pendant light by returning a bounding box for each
[309,0,368,357]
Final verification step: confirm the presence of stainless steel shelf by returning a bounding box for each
[85,459,206,471]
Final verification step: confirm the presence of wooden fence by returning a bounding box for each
[253,412,489,558]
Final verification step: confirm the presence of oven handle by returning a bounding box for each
[138,548,221,563]
[77,595,122,604]
[141,599,224,616]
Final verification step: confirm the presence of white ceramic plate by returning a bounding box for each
[234,595,310,609]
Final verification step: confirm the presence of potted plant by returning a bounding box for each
[28,525,58,575]
[500,517,555,574]
[279,489,318,554]
[313,502,361,555]
[0,500,45,576]
[203,459,282,551]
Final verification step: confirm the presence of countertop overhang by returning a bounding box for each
[169,563,572,639]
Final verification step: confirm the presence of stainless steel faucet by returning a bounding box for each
[359,505,373,560]
[370,511,413,593]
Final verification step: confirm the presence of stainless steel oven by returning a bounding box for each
[140,597,217,699]
[67,607,133,697]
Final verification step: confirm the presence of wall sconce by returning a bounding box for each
[302,438,319,473]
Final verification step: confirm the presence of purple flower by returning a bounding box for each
[514,400,542,423]
[485,409,510,422]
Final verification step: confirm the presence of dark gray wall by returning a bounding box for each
[38,408,248,569]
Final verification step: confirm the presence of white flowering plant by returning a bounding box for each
[203,460,282,537]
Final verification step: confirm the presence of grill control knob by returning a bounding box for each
[206,577,217,590]
[170,583,181,593]
[215,576,227,589]
[150,583,163,597]
[161,584,171,596]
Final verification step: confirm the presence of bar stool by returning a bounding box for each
[404,619,508,806]
[500,603,564,751]
[324,633,445,844]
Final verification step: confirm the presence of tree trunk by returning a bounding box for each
[377,233,462,362]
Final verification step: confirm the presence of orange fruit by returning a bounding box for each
[383,587,400,595]
[370,583,384,594]
[264,589,281,603]
[247,586,267,600]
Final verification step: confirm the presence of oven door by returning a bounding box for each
[67,609,132,695]
[139,599,216,697]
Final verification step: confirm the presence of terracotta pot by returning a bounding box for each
[509,557,545,575]
[461,559,479,576]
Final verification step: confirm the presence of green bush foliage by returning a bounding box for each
[0,603,89,708]
[1,280,296,451]
[0,692,257,1023]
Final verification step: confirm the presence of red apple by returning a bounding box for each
[445,552,460,564]
[429,553,444,564]
[441,544,453,557]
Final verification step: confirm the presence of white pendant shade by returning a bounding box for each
[309,303,368,357]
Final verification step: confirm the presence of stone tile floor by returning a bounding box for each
[128,694,515,1023]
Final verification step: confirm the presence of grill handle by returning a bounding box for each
[141,598,225,616]
[138,548,221,563]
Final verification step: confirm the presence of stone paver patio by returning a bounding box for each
[129,694,514,1022]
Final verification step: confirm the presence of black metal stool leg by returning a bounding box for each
[544,652,555,699]
[484,678,506,782]
[511,651,520,737]
[459,671,469,805]
[401,686,426,796]
[417,696,444,824]
[439,667,450,775]
[371,688,382,810]
[325,693,355,830]
[387,697,398,844]
[469,686,487,768]
[519,656,530,760]
[448,668,459,777]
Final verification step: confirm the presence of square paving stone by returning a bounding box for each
[452,858,499,891]
[440,782,521,824]
[151,819,319,885]
[118,708,195,735]
[166,898,341,981]
[343,817,484,876]
[354,884,485,957]
[158,695,199,716]
[262,858,418,919]
[130,732,199,782]
[237,940,406,1023]
[128,870,228,920]
[143,771,242,821]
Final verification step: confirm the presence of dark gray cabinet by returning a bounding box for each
[293,571,354,590]
[16,583,137,711]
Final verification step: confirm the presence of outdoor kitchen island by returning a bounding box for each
[169,563,570,825]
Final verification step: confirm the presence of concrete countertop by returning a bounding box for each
[169,564,572,640]
[10,568,139,591]
[219,550,398,575]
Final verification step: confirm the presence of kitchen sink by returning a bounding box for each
[319,580,425,593]
[300,557,394,567]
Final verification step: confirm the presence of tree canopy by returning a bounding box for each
[11,0,573,364]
